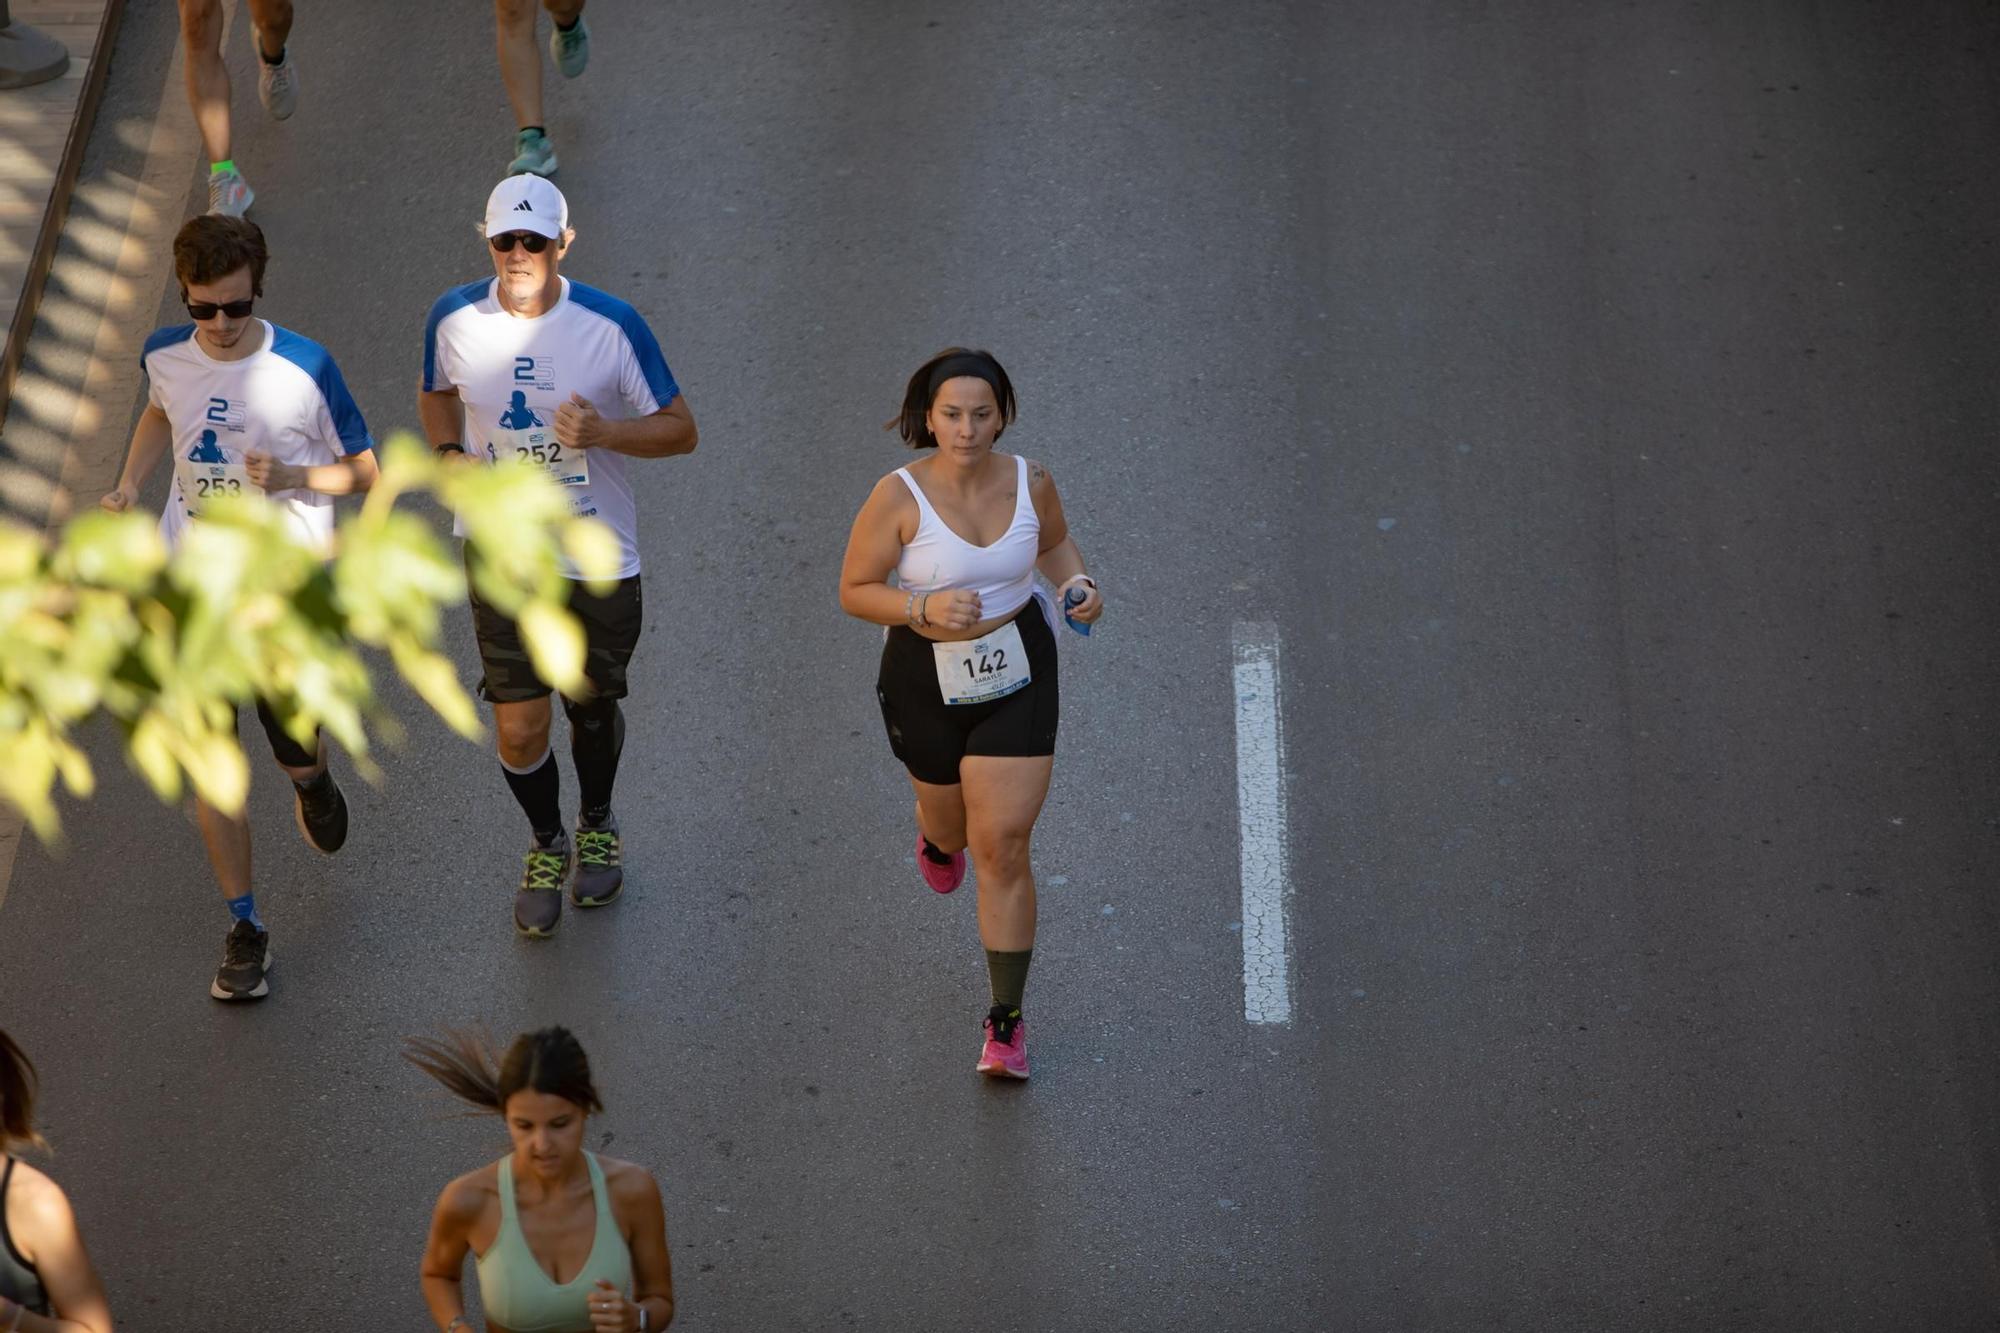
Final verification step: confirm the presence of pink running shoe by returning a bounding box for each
[976,1008,1030,1080]
[915,833,966,894]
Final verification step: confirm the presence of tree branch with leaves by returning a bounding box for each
[0,435,620,844]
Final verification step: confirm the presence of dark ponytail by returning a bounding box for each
[403,1026,603,1116]
[887,347,1016,450]
[0,1029,45,1151]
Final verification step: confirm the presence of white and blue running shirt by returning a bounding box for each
[422,276,680,580]
[141,319,374,554]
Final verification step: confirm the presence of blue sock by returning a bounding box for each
[225,892,264,932]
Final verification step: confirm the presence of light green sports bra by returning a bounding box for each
[476,1152,633,1333]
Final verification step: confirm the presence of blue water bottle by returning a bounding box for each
[1063,584,1092,636]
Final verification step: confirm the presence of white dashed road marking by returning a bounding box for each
[1232,623,1294,1025]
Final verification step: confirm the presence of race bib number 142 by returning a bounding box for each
[931,620,1032,706]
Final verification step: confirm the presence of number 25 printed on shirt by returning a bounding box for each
[932,620,1032,706]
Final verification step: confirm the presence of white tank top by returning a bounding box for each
[894,454,1040,619]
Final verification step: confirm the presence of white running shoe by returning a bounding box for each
[550,15,590,78]
[254,30,297,120]
[208,168,254,217]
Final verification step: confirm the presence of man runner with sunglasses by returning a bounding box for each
[419,175,697,938]
[101,214,377,1000]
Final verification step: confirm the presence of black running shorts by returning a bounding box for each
[239,697,319,769]
[467,568,644,704]
[876,599,1059,786]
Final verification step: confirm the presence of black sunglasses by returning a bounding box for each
[489,231,554,253]
[185,297,255,320]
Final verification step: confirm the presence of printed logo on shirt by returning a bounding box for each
[204,396,248,432]
[513,356,555,391]
[188,429,229,462]
[498,391,547,430]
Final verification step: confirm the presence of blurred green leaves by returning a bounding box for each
[0,433,620,844]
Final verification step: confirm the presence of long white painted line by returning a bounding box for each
[1232,622,1294,1025]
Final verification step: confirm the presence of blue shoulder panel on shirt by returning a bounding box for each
[567,281,680,408]
[141,323,196,371]
[270,325,375,454]
[422,280,489,392]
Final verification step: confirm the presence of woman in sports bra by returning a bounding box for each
[409,1027,674,1332]
[0,1030,114,1333]
[839,347,1104,1080]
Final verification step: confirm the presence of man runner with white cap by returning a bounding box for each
[419,175,697,938]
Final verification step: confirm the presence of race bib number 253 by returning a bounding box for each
[174,459,261,517]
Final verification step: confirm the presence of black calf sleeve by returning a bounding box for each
[563,696,625,816]
[252,698,319,770]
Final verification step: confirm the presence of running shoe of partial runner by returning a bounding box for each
[514,831,573,937]
[551,16,591,77]
[211,920,272,1001]
[207,169,254,218]
[975,1006,1029,1080]
[571,810,623,907]
[509,128,558,177]
[254,30,297,119]
[293,771,348,855]
[915,833,966,894]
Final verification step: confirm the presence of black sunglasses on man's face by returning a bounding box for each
[186,297,255,320]
[489,231,554,253]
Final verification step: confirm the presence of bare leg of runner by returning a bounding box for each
[194,797,253,900]
[177,0,233,165]
[494,696,556,771]
[960,754,1054,953]
[192,742,324,903]
[910,779,969,856]
[496,0,546,133]
[247,0,293,60]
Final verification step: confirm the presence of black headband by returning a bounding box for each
[926,352,1004,404]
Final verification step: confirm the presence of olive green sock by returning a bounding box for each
[984,948,1033,1011]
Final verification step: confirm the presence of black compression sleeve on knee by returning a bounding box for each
[563,696,625,818]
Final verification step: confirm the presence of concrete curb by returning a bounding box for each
[0,0,128,432]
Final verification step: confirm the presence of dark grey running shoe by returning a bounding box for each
[210,920,271,1000]
[293,771,348,854]
[571,811,623,907]
[514,832,572,938]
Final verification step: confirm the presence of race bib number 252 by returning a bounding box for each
[495,426,589,488]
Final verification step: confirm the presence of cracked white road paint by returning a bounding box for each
[1232,623,1293,1025]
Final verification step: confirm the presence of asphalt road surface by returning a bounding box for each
[2,3,1997,1329]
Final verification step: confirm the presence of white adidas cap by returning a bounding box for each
[483,174,569,240]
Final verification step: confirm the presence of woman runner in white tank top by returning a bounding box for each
[839,348,1104,1080]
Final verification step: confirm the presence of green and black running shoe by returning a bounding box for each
[513,831,572,938]
[572,811,623,908]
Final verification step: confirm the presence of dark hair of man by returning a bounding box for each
[888,347,1017,450]
[0,1029,45,1151]
[403,1026,604,1116]
[172,214,269,298]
